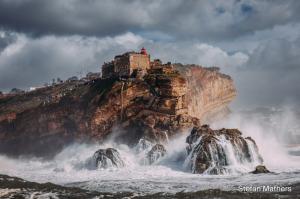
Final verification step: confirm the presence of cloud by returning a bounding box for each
[231,38,300,108]
[0,31,248,92]
[0,0,300,109]
[215,22,300,53]
[0,32,145,91]
[0,30,299,109]
[0,31,17,53]
[0,0,152,37]
[1,0,300,41]
[147,42,248,68]
[246,38,300,71]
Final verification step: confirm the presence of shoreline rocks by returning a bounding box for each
[147,144,167,164]
[90,148,125,169]
[251,165,271,174]
[184,125,263,174]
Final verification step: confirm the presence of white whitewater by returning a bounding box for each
[90,148,125,169]
[163,131,169,143]
[0,138,299,194]
[0,107,300,194]
[183,136,202,172]
[134,138,154,165]
[215,135,260,173]
[245,139,262,165]
[183,134,263,175]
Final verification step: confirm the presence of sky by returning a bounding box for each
[0,0,300,109]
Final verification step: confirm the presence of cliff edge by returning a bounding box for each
[0,62,236,157]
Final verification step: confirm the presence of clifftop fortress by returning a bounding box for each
[102,48,164,79]
[0,48,236,157]
[101,48,188,115]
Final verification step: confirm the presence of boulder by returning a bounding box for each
[91,148,125,169]
[251,165,270,174]
[135,138,154,153]
[184,125,263,174]
[147,144,167,164]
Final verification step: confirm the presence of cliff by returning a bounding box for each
[0,64,236,157]
[174,64,236,123]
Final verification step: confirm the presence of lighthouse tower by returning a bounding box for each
[140,47,148,55]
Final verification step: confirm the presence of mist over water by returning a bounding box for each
[0,105,300,193]
[212,105,300,172]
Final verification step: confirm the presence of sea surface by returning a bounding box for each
[0,107,300,198]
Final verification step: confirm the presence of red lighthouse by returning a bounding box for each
[140,47,147,55]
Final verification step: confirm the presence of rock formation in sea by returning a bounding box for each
[147,144,167,164]
[0,49,236,157]
[89,148,125,169]
[251,165,271,174]
[184,125,263,174]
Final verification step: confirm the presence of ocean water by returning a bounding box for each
[0,106,299,195]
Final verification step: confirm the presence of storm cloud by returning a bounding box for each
[0,32,248,90]
[0,0,300,109]
[232,38,300,108]
[1,0,300,40]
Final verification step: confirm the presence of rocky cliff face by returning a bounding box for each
[0,64,236,157]
[174,65,236,123]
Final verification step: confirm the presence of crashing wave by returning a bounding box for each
[147,144,167,165]
[87,148,125,169]
[184,125,263,174]
[134,138,167,165]
[135,138,154,153]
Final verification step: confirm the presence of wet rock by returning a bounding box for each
[135,138,154,153]
[205,166,228,175]
[0,60,235,158]
[91,148,125,169]
[147,144,167,164]
[184,125,263,174]
[251,165,270,174]
[119,111,199,146]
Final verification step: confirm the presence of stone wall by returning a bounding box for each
[102,49,151,79]
[102,61,115,78]
[113,53,150,77]
[128,53,150,73]
[114,54,130,77]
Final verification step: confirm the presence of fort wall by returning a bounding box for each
[102,48,150,78]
